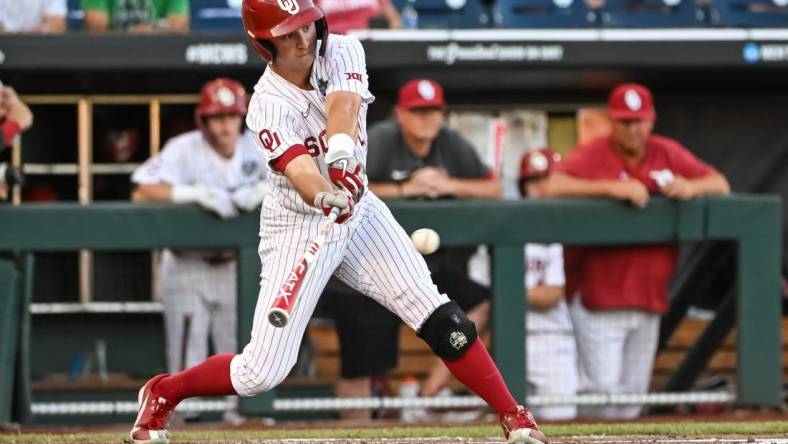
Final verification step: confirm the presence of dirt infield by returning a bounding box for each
[201,440,788,444]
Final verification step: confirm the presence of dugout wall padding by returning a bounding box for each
[0,196,781,422]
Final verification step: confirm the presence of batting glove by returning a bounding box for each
[314,190,354,224]
[325,133,365,201]
[231,182,270,212]
[172,185,239,219]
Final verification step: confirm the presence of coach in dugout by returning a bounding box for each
[543,83,730,419]
[369,78,502,406]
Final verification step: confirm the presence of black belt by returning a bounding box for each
[170,249,236,266]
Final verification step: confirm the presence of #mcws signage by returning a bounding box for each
[185,43,248,65]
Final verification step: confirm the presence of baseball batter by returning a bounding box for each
[132,78,268,381]
[129,1,547,443]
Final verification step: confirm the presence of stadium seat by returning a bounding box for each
[190,0,244,33]
[600,0,707,28]
[391,0,491,29]
[710,0,788,27]
[493,0,599,28]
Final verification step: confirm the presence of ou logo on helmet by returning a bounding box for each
[277,0,300,15]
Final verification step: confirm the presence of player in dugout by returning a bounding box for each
[128,1,548,443]
[131,77,268,424]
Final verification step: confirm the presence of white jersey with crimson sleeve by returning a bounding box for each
[245,34,374,216]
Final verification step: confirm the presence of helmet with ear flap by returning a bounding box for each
[242,0,328,62]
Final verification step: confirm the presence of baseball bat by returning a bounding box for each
[267,207,341,328]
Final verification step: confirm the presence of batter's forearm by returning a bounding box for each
[283,154,334,206]
[325,92,361,141]
[292,173,333,206]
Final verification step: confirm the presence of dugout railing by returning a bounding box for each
[0,195,782,423]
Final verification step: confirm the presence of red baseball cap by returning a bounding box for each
[397,79,446,110]
[608,83,656,121]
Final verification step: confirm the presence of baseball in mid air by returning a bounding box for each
[411,228,440,255]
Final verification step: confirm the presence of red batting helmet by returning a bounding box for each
[242,0,328,61]
[195,78,248,128]
[519,148,562,192]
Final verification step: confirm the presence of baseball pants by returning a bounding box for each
[569,295,659,419]
[230,193,449,396]
[159,251,237,373]
[526,330,577,420]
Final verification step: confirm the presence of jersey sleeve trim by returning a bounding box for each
[270,144,309,173]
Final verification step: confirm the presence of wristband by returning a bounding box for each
[325,133,355,164]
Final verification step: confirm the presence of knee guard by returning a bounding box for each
[417,301,477,362]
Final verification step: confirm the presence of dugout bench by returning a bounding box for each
[0,194,782,423]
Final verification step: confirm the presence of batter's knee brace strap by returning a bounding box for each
[417,301,478,362]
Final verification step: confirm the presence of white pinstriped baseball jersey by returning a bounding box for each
[132,129,266,190]
[246,34,373,216]
[229,34,450,397]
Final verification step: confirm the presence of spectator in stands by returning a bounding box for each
[0,0,67,33]
[543,82,730,419]
[130,78,267,424]
[82,0,189,33]
[364,78,502,408]
[317,0,400,34]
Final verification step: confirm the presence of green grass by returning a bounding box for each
[2,421,787,442]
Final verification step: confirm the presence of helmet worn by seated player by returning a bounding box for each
[195,78,248,128]
[242,0,328,61]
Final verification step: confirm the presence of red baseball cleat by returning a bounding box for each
[129,374,176,444]
[499,405,549,444]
